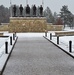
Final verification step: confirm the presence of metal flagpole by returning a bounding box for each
[42,0,44,8]
[26,0,28,5]
[10,0,12,17]
[42,0,44,16]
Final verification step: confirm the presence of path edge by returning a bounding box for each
[43,36,74,59]
[0,36,18,75]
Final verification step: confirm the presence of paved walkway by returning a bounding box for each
[3,37,74,75]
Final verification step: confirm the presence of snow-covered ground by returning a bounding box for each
[0,32,17,72]
[0,27,74,72]
[0,32,45,58]
[0,32,15,58]
[46,27,74,57]
[17,33,45,38]
[16,29,74,57]
[0,28,74,58]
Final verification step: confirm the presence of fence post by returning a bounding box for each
[5,41,8,54]
[45,30,47,37]
[50,33,52,40]
[57,36,59,44]
[13,33,15,40]
[10,36,12,45]
[69,41,72,52]
[15,32,16,37]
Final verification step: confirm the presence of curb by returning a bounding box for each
[0,36,18,75]
[43,36,74,59]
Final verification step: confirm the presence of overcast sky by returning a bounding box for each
[0,0,74,14]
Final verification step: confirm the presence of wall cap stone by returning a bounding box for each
[10,17,46,20]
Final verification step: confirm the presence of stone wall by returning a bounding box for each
[9,17,47,32]
[0,18,63,32]
[47,23,63,31]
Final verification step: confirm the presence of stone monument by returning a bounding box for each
[26,4,30,17]
[9,4,47,32]
[39,5,43,17]
[19,4,23,17]
[33,5,36,16]
[13,5,17,17]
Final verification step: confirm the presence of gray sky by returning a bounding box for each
[0,0,74,14]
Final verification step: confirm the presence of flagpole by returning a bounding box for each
[42,0,44,8]
[10,0,12,17]
[26,0,28,5]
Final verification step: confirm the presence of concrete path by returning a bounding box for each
[3,37,74,75]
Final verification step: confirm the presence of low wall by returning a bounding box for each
[55,31,74,36]
[0,20,63,32]
[0,25,9,31]
[47,23,63,31]
[9,17,47,32]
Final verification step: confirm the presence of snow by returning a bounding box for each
[0,54,8,71]
[0,32,15,58]
[46,27,74,57]
[0,32,17,72]
[17,33,45,38]
[0,27,74,72]
[47,33,74,51]
[0,30,73,58]
[16,29,74,57]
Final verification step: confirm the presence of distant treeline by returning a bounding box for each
[0,5,10,24]
[0,5,73,27]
